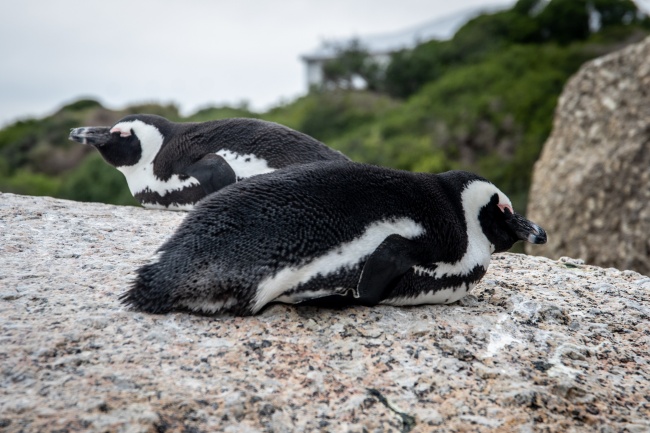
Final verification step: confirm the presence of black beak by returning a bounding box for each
[69,126,112,146]
[505,210,547,244]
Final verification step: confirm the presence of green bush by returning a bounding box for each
[0,169,61,197]
[58,153,138,206]
[266,91,398,143]
[59,98,103,112]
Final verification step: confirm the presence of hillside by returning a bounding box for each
[1,0,649,212]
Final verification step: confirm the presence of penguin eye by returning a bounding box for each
[109,127,132,138]
[497,203,513,215]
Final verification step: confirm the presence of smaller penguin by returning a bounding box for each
[69,114,348,210]
[121,161,547,316]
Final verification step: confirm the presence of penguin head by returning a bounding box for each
[69,114,172,169]
[477,189,547,253]
[442,171,547,253]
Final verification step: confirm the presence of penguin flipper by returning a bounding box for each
[356,234,427,306]
[183,154,237,196]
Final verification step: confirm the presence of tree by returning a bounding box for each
[538,0,591,44]
[513,0,544,15]
[592,0,640,28]
[320,39,383,91]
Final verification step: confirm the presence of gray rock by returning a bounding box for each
[527,35,650,275]
[1,192,649,432]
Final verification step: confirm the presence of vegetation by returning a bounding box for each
[1,0,648,211]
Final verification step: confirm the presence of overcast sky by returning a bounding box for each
[2,0,649,127]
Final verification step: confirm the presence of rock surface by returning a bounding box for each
[1,192,649,432]
[527,35,650,275]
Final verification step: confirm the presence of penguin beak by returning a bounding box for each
[69,126,112,147]
[504,209,547,244]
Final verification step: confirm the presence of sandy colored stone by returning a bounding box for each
[527,35,650,275]
[1,193,649,432]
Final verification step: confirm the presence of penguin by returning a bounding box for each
[120,161,547,316]
[69,114,349,210]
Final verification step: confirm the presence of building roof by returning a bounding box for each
[301,4,508,62]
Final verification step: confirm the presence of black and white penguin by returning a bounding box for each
[69,114,348,210]
[121,161,547,316]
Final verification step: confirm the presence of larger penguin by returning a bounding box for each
[69,114,348,210]
[122,161,547,316]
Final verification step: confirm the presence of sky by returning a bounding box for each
[2,0,650,127]
[0,0,518,126]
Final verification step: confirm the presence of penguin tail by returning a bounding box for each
[120,263,175,314]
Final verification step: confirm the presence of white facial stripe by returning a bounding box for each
[498,203,514,214]
[110,126,131,137]
[111,120,199,207]
[423,180,506,280]
[382,282,477,306]
[380,180,507,306]
[112,120,165,165]
[252,217,426,313]
[215,149,275,179]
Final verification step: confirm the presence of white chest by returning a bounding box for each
[118,164,199,205]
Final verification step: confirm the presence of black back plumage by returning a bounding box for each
[134,114,349,181]
[122,162,505,315]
